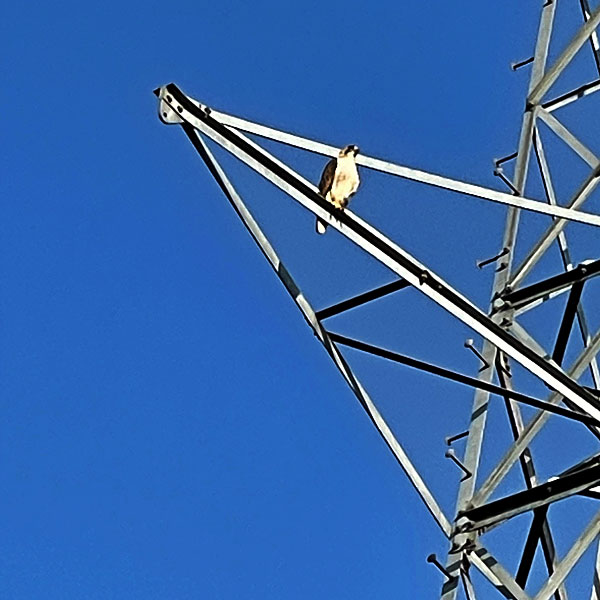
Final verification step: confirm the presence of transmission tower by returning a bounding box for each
[155,2,600,597]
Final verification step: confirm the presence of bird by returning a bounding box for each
[316,144,360,234]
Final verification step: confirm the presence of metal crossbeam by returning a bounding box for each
[315,279,409,320]
[458,462,600,532]
[330,333,598,427]
[542,78,600,112]
[502,260,600,311]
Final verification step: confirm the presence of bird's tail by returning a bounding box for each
[316,217,328,235]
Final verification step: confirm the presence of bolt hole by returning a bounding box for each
[177,106,183,113]
[162,112,167,118]
[166,95,172,102]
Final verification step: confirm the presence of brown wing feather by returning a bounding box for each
[318,158,337,196]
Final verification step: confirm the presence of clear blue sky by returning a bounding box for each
[4,1,600,598]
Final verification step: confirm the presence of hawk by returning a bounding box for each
[316,144,360,234]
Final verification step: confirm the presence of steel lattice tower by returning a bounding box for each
[155,2,600,597]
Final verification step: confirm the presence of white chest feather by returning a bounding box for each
[330,156,359,206]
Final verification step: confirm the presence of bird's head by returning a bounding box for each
[340,144,360,158]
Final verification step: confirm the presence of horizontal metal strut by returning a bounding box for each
[457,460,600,532]
[315,279,409,320]
[501,259,600,310]
[329,333,599,427]
[542,78,600,112]
[157,82,600,426]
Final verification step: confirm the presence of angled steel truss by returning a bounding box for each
[155,2,600,597]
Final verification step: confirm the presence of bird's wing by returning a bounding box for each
[318,158,337,196]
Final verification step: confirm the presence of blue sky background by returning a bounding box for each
[4,1,600,598]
